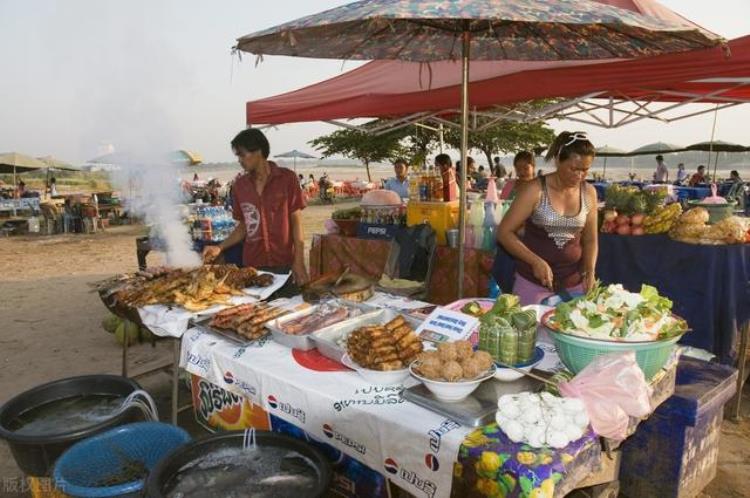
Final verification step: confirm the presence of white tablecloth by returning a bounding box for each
[180,327,473,498]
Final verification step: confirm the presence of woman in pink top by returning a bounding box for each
[500,151,536,201]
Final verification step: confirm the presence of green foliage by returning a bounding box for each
[308,125,406,181]
[443,116,556,166]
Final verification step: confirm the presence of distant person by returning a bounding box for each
[729,170,742,184]
[49,177,58,197]
[476,165,488,180]
[500,151,536,200]
[537,169,544,178]
[493,156,508,179]
[675,163,688,185]
[688,165,708,186]
[308,174,315,186]
[298,174,305,186]
[15,180,26,199]
[193,173,199,182]
[384,158,409,199]
[653,155,669,183]
[435,153,457,200]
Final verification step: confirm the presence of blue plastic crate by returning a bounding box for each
[619,357,737,498]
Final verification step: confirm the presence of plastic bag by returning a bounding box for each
[559,351,653,440]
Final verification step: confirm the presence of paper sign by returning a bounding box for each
[415,307,479,344]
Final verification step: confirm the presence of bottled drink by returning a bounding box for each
[432,167,444,201]
[419,167,429,202]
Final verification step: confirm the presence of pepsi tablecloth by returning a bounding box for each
[181,327,601,498]
[492,235,750,364]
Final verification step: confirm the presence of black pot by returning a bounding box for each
[145,430,333,498]
[0,374,142,476]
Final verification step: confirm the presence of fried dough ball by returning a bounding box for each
[437,342,458,362]
[474,351,494,371]
[442,360,463,382]
[461,358,483,379]
[417,362,442,380]
[454,340,474,361]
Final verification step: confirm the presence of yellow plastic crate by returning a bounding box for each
[406,200,459,245]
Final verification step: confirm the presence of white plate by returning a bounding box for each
[341,354,410,385]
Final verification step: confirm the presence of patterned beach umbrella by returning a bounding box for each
[235,0,722,297]
[237,0,720,61]
[275,149,317,173]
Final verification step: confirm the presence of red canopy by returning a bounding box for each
[247,33,750,125]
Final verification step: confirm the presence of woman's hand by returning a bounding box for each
[583,271,596,293]
[532,258,554,290]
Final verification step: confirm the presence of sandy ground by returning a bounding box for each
[0,202,748,497]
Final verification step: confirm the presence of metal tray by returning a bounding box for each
[310,309,423,364]
[192,316,265,346]
[403,376,542,427]
[266,300,378,351]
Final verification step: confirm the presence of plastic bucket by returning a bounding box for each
[0,375,142,477]
[145,430,333,498]
[54,422,191,497]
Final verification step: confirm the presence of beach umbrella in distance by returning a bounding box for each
[685,140,750,180]
[627,142,686,156]
[595,145,628,179]
[235,0,721,297]
[0,152,46,185]
[275,149,317,174]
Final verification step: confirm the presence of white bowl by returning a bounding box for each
[341,354,410,385]
[494,347,545,382]
[409,363,496,403]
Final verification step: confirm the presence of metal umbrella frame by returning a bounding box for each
[235,0,721,297]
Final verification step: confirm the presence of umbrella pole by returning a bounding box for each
[602,157,608,180]
[45,167,50,199]
[457,29,470,299]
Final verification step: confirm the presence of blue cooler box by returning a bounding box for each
[619,357,738,498]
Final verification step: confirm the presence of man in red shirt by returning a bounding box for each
[203,128,308,284]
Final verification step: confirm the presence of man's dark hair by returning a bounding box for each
[731,170,740,177]
[478,165,485,171]
[435,153,452,167]
[656,155,664,161]
[493,156,500,163]
[394,158,408,167]
[513,150,535,166]
[231,128,270,159]
[698,165,706,172]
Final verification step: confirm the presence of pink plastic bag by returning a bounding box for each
[559,351,653,440]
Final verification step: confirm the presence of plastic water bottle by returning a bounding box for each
[482,201,497,252]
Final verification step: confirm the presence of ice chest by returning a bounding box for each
[619,357,737,498]
[406,200,459,245]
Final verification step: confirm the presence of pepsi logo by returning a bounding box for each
[384,457,399,475]
[267,395,278,409]
[223,371,234,384]
[322,424,334,438]
[424,453,440,472]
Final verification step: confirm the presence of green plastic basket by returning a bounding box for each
[687,200,737,224]
[542,311,684,379]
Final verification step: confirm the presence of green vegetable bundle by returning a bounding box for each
[478,294,538,364]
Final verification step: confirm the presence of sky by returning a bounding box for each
[0,0,748,164]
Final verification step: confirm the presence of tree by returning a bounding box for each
[444,118,556,169]
[309,127,405,182]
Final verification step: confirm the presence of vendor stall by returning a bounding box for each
[492,234,750,365]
